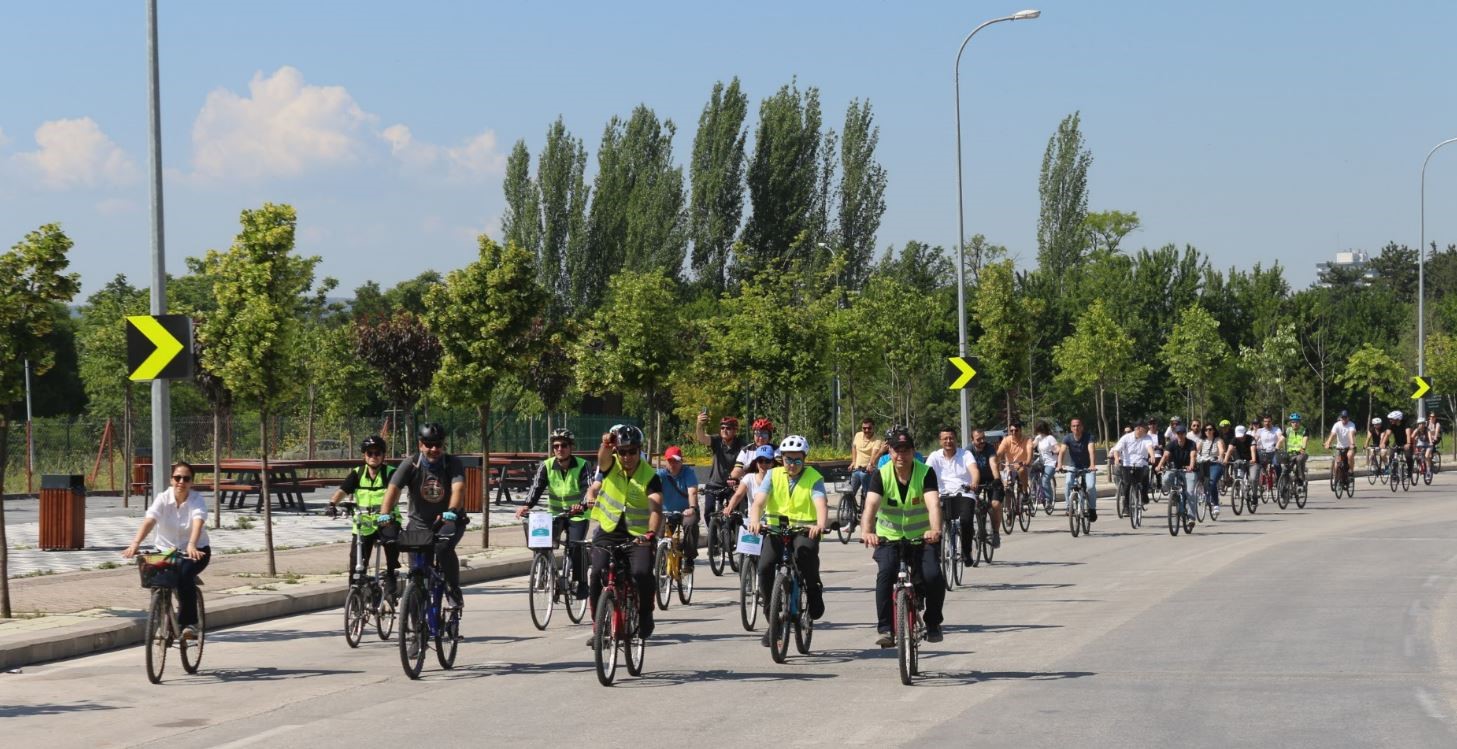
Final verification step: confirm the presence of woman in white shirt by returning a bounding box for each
[1032,422,1060,507]
[122,461,212,639]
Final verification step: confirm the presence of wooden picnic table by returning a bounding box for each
[216,459,310,513]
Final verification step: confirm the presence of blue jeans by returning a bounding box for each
[1065,469,1096,511]
[1164,470,1197,515]
[848,469,869,504]
[1038,463,1056,503]
[1204,462,1224,506]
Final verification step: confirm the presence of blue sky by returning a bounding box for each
[2,0,1455,299]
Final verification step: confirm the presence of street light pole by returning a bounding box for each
[1419,137,1457,421]
[146,0,171,494]
[954,9,1040,446]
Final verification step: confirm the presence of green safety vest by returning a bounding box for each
[876,461,931,542]
[1287,429,1308,453]
[592,455,654,536]
[765,465,823,525]
[544,456,588,521]
[350,464,398,536]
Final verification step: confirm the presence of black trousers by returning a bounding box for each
[406,519,466,592]
[756,534,822,612]
[348,531,400,581]
[176,547,211,628]
[873,542,944,632]
[589,531,656,637]
[941,494,976,554]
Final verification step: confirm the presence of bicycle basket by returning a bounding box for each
[394,529,438,551]
[137,552,180,589]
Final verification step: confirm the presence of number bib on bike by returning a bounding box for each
[877,462,931,541]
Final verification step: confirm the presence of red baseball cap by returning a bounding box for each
[664,446,684,462]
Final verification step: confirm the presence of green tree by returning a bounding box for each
[1367,241,1418,305]
[688,78,749,295]
[382,271,443,317]
[353,311,441,443]
[76,274,148,420]
[424,236,546,545]
[740,81,823,280]
[1160,305,1228,418]
[500,139,543,258]
[1085,209,1140,254]
[538,118,589,317]
[973,260,1043,422]
[350,280,390,322]
[0,224,81,615]
[1054,299,1146,442]
[1035,112,1092,291]
[198,204,320,576]
[836,98,888,292]
[1337,343,1406,423]
[1238,322,1301,417]
[1424,332,1457,429]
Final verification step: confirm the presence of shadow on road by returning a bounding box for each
[610,668,840,686]
[0,701,122,718]
[199,666,362,682]
[940,622,1062,635]
[991,560,1086,568]
[911,669,1096,686]
[965,582,1074,592]
[211,629,337,643]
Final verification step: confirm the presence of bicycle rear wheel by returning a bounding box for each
[707,518,726,576]
[654,546,672,611]
[435,604,459,670]
[739,561,760,631]
[564,555,588,624]
[344,587,367,648]
[528,552,554,630]
[180,591,205,675]
[625,594,645,677]
[594,589,618,686]
[895,587,914,686]
[678,555,695,605]
[376,585,397,640]
[794,580,813,655]
[398,584,428,680]
[1167,491,1180,536]
[837,495,856,544]
[145,590,169,684]
[768,575,791,663]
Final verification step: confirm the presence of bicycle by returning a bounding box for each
[592,541,648,686]
[1387,447,1411,492]
[1001,465,1029,534]
[890,540,926,686]
[339,503,397,647]
[1117,465,1144,530]
[736,523,763,631]
[763,519,814,663]
[654,511,696,609]
[1329,450,1355,498]
[1229,460,1249,514]
[1165,468,1196,536]
[1064,468,1092,538]
[837,471,868,543]
[706,500,741,576]
[137,550,205,684]
[939,496,965,590]
[396,524,463,679]
[526,510,589,630]
[969,488,997,563]
[1032,460,1058,516]
[1288,455,1309,509]
[1366,446,1384,486]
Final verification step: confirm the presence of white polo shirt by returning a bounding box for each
[1113,432,1156,468]
[145,488,211,551]
[926,448,977,495]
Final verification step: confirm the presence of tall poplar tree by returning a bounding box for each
[688,78,748,294]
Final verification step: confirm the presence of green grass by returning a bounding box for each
[96,561,120,570]
[18,569,55,578]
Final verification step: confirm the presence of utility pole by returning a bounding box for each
[147,0,171,494]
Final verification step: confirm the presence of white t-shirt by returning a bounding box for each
[737,443,773,470]
[1328,421,1358,449]
[1255,426,1283,452]
[1034,435,1059,466]
[145,488,210,551]
[1113,433,1156,468]
[926,449,977,495]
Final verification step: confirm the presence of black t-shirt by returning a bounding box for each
[1390,423,1408,447]
[1163,438,1195,471]
[704,435,744,490]
[1230,435,1255,461]
[867,465,941,502]
[390,453,466,527]
[968,443,996,478]
[1062,432,1093,470]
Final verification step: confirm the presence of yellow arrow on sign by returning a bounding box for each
[1412,376,1431,400]
[127,315,185,381]
[949,357,977,390]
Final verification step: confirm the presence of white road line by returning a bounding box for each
[212,723,304,748]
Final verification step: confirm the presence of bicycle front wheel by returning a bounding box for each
[794,580,813,655]
[654,547,672,611]
[376,585,397,640]
[1069,493,1081,538]
[895,587,914,686]
[939,524,955,591]
[528,552,554,630]
[1002,494,1015,534]
[398,584,428,680]
[625,594,645,677]
[677,555,695,605]
[145,590,169,684]
[837,495,856,544]
[435,604,459,670]
[1167,491,1180,536]
[707,518,726,576]
[1131,487,1143,530]
[593,589,619,686]
[768,576,791,664]
[739,561,760,631]
[180,591,205,675]
[344,586,367,648]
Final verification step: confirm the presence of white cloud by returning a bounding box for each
[188,66,505,183]
[190,66,374,180]
[12,117,139,189]
[0,127,10,149]
[96,197,138,216]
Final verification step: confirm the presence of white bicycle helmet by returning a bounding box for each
[1372,417,1383,426]
[1388,410,1404,422]
[778,435,809,454]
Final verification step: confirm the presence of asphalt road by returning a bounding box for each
[7,475,1457,748]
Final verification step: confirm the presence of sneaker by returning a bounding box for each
[991,532,1001,549]
[446,587,464,609]
[180,625,200,642]
[1211,504,1220,519]
[1088,509,1098,522]
[808,586,826,620]
[683,559,695,572]
[875,631,895,648]
[925,627,944,643]
[962,552,974,565]
[761,631,772,647]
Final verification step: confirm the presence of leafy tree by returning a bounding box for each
[688,78,748,295]
[1085,209,1140,254]
[1337,342,1407,423]
[537,118,589,317]
[1424,332,1457,428]
[877,240,956,292]
[1054,298,1146,442]
[190,316,231,528]
[383,272,443,318]
[1292,287,1340,433]
[1367,242,1418,304]
[522,318,577,430]
[350,280,390,322]
[836,98,888,292]
[76,275,148,420]
[424,236,546,545]
[0,223,81,615]
[1160,305,1228,418]
[973,260,1043,422]
[1035,111,1092,291]
[199,204,320,576]
[354,311,441,442]
[1238,322,1300,417]
[500,139,543,258]
[740,81,823,280]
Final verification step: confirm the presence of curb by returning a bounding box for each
[0,550,534,671]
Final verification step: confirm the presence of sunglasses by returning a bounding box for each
[753,430,771,438]
[551,443,571,450]
[720,426,736,431]
[421,441,443,449]
[364,450,384,457]
[615,446,639,456]
[783,457,805,465]
[171,475,192,482]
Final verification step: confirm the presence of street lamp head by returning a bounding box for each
[1012,9,1041,20]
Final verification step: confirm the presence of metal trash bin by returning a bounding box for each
[39,474,87,550]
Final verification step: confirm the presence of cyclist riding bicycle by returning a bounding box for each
[996,421,1033,498]
[749,435,829,646]
[724,445,777,518]
[877,425,923,467]
[863,428,945,647]
[694,413,744,519]
[655,446,700,570]
[1254,414,1285,484]
[328,435,401,591]
[1032,421,1059,507]
[848,418,884,510]
[1197,423,1226,517]
[1425,411,1443,463]
[1364,416,1387,461]
[514,428,594,599]
[926,425,980,565]
[379,423,468,608]
[1285,413,1309,483]
[1388,410,1413,477]
[967,429,1002,546]
[1156,426,1198,500]
[1058,417,1098,522]
[732,418,777,480]
[122,461,210,642]
[1111,421,1157,508]
[589,424,663,640]
[1324,410,1359,480]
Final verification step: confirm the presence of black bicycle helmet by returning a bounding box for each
[361,435,387,453]
[610,423,644,447]
[549,427,575,444]
[418,422,446,443]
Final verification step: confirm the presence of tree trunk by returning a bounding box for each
[480,401,491,548]
[123,380,132,509]
[0,417,12,617]
[260,405,277,577]
[1096,385,1107,446]
[306,383,317,472]
[212,403,222,529]
[1114,390,1122,435]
